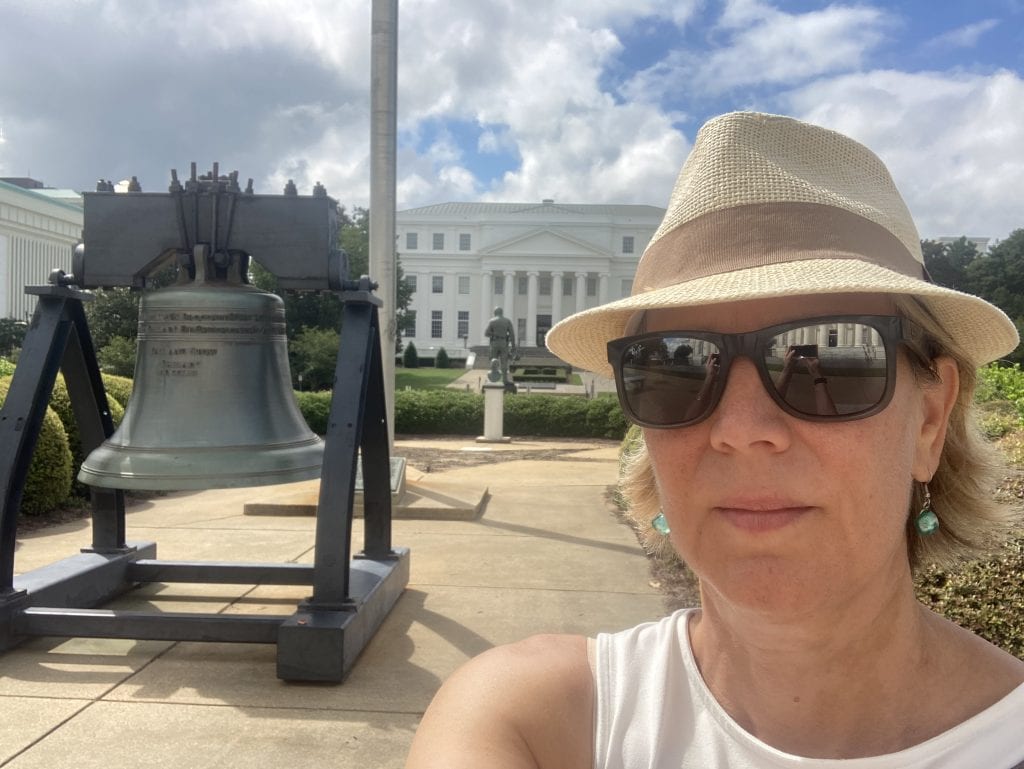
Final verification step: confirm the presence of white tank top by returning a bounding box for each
[593,609,1024,768]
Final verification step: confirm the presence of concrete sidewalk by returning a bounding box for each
[0,437,664,768]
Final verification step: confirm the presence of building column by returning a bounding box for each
[446,271,458,350]
[598,273,609,305]
[550,270,563,326]
[502,270,517,333]
[479,270,493,345]
[526,271,539,348]
[575,272,587,313]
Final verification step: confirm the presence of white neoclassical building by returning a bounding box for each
[0,178,82,321]
[396,200,665,355]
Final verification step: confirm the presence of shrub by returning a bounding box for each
[977,400,1019,440]
[390,390,627,438]
[0,358,15,377]
[435,347,450,369]
[295,390,333,435]
[47,375,125,496]
[101,374,134,414]
[505,395,589,436]
[0,377,73,515]
[395,389,482,434]
[586,395,629,439]
[403,341,419,369]
[977,363,1024,421]
[916,532,1024,659]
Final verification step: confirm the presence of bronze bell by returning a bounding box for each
[79,250,323,490]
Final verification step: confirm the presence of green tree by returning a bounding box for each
[342,207,414,351]
[84,287,141,350]
[960,229,1024,365]
[403,341,419,368]
[289,326,341,390]
[0,318,27,356]
[965,230,1024,319]
[435,347,450,369]
[922,237,978,291]
[97,336,138,377]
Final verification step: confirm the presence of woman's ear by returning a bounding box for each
[912,356,959,481]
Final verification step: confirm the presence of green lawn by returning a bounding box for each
[395,367,467,390]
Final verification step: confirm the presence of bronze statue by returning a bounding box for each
[484,307,516,382]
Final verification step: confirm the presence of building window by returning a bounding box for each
[432,275,444,293]
[621,278,632,297]
[459,233,471,251]
[587,277,597,297]
[562,277,573,296]
[458,275,470,294]
[431,310,443,338]
[494,275,504,295]
[403,310,417,337]
[622,236,634,254]
[457,310,469,338]
[406,232,418,249]
[432,233,444,250]
[539,276,552,296]
[518,276,528,295]
[406,274,418,292]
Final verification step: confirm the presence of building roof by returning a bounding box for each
[0,178,83,213]
[399,201,665,218]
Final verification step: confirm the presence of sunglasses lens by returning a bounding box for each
[619,336,723,425]
[766,322,889,417]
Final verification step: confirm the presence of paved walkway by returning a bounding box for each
[1,437,664,768]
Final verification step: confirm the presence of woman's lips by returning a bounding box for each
[714,504,814,532]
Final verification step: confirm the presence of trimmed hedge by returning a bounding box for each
[294,390,332,435]
[395,389,482,434]
[389,390,627,439]
[48,376,126,496]
[0,377,73,515]
[101,374,135,411]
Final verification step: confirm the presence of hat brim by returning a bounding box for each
[545,259,1019,378]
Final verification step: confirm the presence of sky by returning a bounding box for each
[1,0,1023,242]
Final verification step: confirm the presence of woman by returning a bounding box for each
[405,112,1024,767]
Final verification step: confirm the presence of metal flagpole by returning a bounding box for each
[369,0,399,447]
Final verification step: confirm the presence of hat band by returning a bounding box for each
[634,202,925,293]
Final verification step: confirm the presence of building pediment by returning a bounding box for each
[481,228,606,257]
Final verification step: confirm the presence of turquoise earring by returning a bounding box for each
[915,483,939,536]
[652,511,671,535]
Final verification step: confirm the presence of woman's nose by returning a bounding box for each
[707,357,793,453]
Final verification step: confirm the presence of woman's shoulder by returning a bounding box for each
[406,633,594,769]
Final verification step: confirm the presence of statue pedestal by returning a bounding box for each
[477,382,511,443]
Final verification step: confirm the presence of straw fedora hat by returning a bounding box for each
[545,111,1018,377]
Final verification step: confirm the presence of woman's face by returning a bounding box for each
[642,293,957,618]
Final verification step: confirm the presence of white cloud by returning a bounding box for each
[625,0,892,101]
[924,19,999,50]
[781,69,1024,240]
[2,0,1021,244]
[388,0,691,207]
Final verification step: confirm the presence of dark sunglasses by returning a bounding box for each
[607,315,918,429]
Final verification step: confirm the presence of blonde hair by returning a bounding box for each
[618,296,1019,571]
